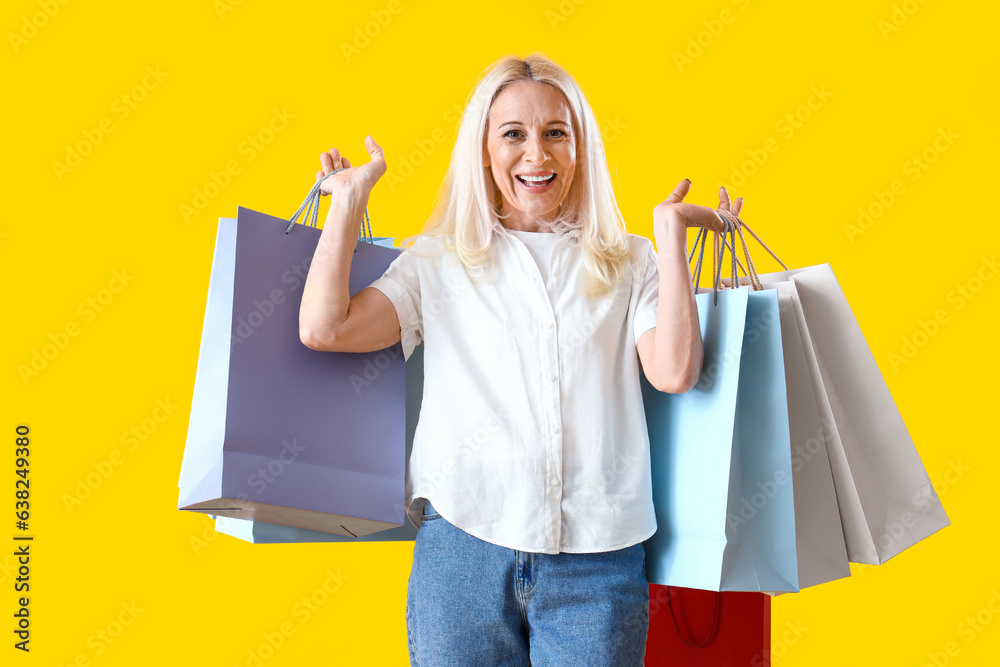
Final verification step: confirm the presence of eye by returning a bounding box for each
[504,129,522,139]
[548,129,567,137]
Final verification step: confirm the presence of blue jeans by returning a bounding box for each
[406,500,649,666]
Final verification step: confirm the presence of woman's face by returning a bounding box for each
[485,80,576,230]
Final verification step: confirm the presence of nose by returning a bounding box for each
[524,133,550,165]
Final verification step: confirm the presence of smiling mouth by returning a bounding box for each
[516,174,556,188]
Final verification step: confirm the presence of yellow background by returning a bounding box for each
[4,0,997,664]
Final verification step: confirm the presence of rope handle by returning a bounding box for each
[667,586,723,648]
[284,168,374,243]
[689,209,789,296]
[717,209,789,288]
[690,215,737,306]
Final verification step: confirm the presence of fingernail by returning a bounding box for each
[684,178,691,183]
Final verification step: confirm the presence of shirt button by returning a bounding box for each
[550,478,559,487]
[549,373,557,382]
[547,322,554,330]
[551,425,560,434]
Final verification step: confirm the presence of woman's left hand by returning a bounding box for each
[652,179,742,243]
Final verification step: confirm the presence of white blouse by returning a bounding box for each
[368,226,661,554]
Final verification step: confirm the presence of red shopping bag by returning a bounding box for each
[645,584,770,666]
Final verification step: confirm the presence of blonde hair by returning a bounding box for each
[403,52,633,299]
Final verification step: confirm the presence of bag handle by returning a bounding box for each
[717,209,789,290]
[690,215,738,305]
[284,168,374,242]
[667,586,723,648]
[690,209,790,294]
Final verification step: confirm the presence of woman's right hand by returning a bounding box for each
[316,135,386,208]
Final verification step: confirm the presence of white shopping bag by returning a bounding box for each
[726,264,950,564]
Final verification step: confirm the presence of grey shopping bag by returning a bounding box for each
[721,223,950,565]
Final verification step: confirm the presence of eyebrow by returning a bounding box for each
[498,120,569,129]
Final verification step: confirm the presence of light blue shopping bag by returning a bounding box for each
[642,224,797,592]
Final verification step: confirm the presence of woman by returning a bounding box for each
[299,53,740,665]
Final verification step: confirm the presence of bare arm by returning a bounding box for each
[298,137,401,353]
[637,179,740,393]
[637,220,704,393]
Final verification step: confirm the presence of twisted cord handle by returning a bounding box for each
[691,215,738,305]
[717,208,763,291]
[693,208,789,292]
[284,168,374,242]
[719,210,789,275]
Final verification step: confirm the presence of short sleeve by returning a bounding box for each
[368,245,423,361]
[632,238,659,345]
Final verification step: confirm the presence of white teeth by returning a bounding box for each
[518,174,555,183]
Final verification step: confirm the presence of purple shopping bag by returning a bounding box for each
[211,342,423,544]
[178,178,407,538]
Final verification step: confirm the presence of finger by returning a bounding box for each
[365,135,385,163]
[330,147,344,170]
[663,178,691,205]
[342,156,352,169]
[319,152,332,173]
[717,186,732,213]
[732,196,743,217]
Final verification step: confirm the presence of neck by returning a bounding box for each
[500,208,561,233]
